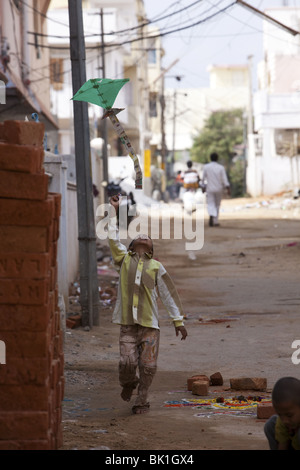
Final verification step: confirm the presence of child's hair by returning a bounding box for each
[272,377,300,407]
[128,235,153,255]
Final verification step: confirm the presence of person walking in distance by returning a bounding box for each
[183,160,200,191]
[202,152,230,227]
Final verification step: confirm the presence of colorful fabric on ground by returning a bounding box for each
[164,396,272,417]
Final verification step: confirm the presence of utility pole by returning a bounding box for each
[100,8,108,189]
[247,55,253,136]
[89,9,109,195]
[171,89,177,178]
[68,0,100,328]
[160,76,167,171]
[154,60,179,172]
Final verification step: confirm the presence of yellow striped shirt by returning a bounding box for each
[108,218,184,329]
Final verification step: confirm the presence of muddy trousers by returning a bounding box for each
[119,325,160,410]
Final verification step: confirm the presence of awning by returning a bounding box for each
[0,66,58,131]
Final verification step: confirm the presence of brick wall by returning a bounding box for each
[0,120,64,450]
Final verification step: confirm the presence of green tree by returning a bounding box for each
[190,109,244,171]
[229,158,245,197]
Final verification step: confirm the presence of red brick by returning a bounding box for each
[0,438,51,450]
[52,218,60,242]
[53,406,62,434]
[0,411,49,440]
[48,218,60,244]
[192,381,209,396]
[187,375,210,391]
[0,279,50,304]
[56,378,65,404]
[50,240,58,267]
[0,357,49,385]
[0,197,54,227]
[210,372,223,386]
[55,426,63,449]
[0,301,53,332]
[0,225,50,252]
[0,253,50,279]
[0,122,4,140]
[49,266,58,292]
[50,359,60,389]
[53,310,60,335]
[60,376,65,401]
[66,314,82,329]
[0,383,50,411]
[1,328,51,358]
[230,377,267,391]
[257,402,276,419]
[0,142,44,173]
[54,286,59,308]
[52,331,63,358]
[0,170,48,200]
[3,120,45,146]
[49,192,62,219]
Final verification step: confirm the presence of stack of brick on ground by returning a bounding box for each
[0,121,64,450]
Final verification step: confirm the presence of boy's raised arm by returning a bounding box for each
[108,195,127,267]
[156,265,187,340]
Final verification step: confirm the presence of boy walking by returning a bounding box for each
[107,195,187,414]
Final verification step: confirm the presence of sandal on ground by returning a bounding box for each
[132,403,150,414]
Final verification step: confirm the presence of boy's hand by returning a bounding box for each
[175,325,187,340]
[109,195,121,214]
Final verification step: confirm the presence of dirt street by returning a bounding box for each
[61,195,300,451]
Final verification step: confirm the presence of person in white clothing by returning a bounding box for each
[183,160,200,190]
[202,152,230,226]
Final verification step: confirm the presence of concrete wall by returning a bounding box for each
[66,182,79,290]
[44,152,79,309]
[247,131,300,196]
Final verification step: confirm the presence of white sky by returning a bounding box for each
[143,0,300,90]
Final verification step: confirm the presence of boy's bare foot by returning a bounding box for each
[121,387,134,402]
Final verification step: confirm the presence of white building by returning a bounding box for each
[164,64,250,164]
[48,1,131,155]
[247,7,300,197]
[48,0,161,198]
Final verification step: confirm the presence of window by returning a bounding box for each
[274,129,300,157]
[148,49,157,64]
[50,59,64,91]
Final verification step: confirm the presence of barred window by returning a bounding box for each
[50,58,64,91]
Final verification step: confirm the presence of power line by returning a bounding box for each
[19,0,70,28]
[24,0,206,39]
[26,1,237,52]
